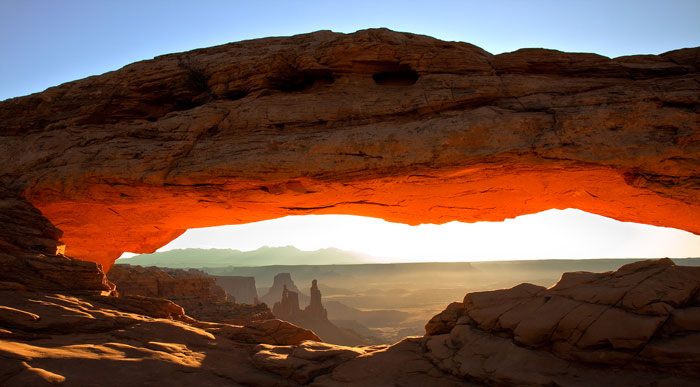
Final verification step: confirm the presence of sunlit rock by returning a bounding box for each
[108,264,275,324]
[0,29,697,270]
[424,258,700,384]
[1,28,699,386]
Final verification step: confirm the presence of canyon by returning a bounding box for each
[108,264,273,324]
[0,29,698,270]
[1,28,699,385]
[272,278,374,346]
[212,275,260,305]
[262,273,311,307]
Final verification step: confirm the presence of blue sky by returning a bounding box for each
[3,1,699,260]
[1,0,699,101]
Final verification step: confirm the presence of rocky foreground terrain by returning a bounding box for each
[1,188,699,385]
[0,29,697,269]
[1,29,699,385]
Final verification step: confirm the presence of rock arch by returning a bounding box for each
[1,29,698,270]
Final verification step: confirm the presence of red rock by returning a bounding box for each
[424,258,700,383]
[251,341,371,385]
[425,302,465,336]
[208,318,322,346]
[273,277,372,346]
[213,275,260,304]
[273,284,303,320]
[0,288,310,386]
[305,279,327,320]
[1,29,700,386]
[262,273,309,307]
[108,264,275,324]
[0,29,696,270]
[108,264,228,302]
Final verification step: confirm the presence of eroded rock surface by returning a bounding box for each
[0,29,697,269]
[273,279,372,346]
[0,288,317,387]
[2,28,700,386]
[213,275,260,304]
[2,234,699,386]
[262,272,310,307]
[0,250,322,386]
[0,197,322,385]
[108,264,275,324]
[422,258,700,385]
[109,264,228,301]
[0,188,114,294]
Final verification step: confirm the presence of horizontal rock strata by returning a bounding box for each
[423,258,700,385]
[109,265,228,301]
[1,29,699,386]
[0,29,697,269]
[0,198,321,385]
[2,235,698,385]
[213,275,260,304]
[108,264,275,324]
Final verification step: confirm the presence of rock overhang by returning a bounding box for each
[0,28,698,270]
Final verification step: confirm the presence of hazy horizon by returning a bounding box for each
[120,246,700,262]
[119,209,700,263]
[118,241,700,267]
[6,2,699,265]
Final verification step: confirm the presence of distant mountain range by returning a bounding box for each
[115,246,372,268]
[117,246,700,271]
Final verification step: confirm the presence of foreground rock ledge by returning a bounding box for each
[424,258,700,385]
[0,193,697,385]
[2,254,698,386]
[0,28,698,269]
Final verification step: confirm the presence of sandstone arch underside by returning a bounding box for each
[1,29,698,271]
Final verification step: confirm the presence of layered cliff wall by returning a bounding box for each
[213,275,260,304]
[109,265,228,301]
[0,29,697,270]
[108,265,274,324]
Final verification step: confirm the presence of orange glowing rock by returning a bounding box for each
[0,29,698,271]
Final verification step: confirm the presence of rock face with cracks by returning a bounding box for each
[0,29,698,270]
[108,264,275,324]
[1,29,700,385]
[109,265,229,302]
[1,187,699,385]
[424,258,700,385]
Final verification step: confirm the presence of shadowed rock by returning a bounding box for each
[273,278,373,346]
[423,258,700,384]
[0,29,697,269]
[262,273,310,307]
[213,275,260,304]
[108,264,275,324]
[1,29,699,385]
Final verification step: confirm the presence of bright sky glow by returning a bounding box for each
[4,2,699,262]
[144,210,700,262]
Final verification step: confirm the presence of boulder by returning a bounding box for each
[423,258,700,384]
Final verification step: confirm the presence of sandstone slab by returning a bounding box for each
[424,258,700,383]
